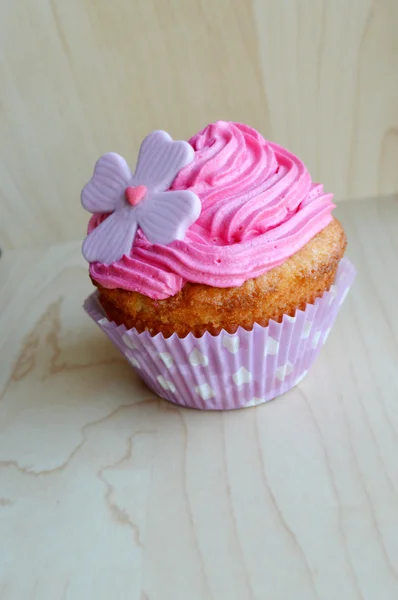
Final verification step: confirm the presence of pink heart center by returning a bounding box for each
[125,185,147,206]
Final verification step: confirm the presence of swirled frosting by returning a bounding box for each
[89,121,334,299]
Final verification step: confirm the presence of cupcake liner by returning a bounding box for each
[84,258,356,410]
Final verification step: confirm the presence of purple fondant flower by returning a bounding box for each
[81,130,201,264]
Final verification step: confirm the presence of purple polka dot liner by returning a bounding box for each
[84,258,356,410]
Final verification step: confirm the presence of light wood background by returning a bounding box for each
[1,198,398,599]
[1,0,398,249]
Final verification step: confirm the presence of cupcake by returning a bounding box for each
[83,122,355,409]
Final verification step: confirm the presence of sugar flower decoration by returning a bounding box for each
[81,130,201,264]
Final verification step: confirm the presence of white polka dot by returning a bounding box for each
[246,397,264,407]
[123,333,137,350]
[195,383,215,400]
[222,335,240,354]
[189,348,209,367]
[311,331,322,349]
[159,352,174,369]
[265,336,279,355]
[232,366,252,386]
[301,321,312,339]
[157,376,176,393]
[294,370,308,386]
[275,362,294,382]
[98,318,108,326]
[127,353,141,369]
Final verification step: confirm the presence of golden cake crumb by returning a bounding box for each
[94,219,346,337]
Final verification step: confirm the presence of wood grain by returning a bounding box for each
[0,197,397,599]
[1,1,398,249]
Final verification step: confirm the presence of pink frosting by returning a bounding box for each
[89,121,334,299]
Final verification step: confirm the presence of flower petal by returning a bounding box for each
[81,153,132,213]
[82,207,137,264]
[138,190,201,245]
[134,131,194,191]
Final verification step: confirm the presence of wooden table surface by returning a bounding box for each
[1,197,397,600]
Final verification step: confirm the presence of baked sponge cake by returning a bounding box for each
[83,121,355,409]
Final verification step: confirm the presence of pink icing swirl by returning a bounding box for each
[89,121,334,299]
